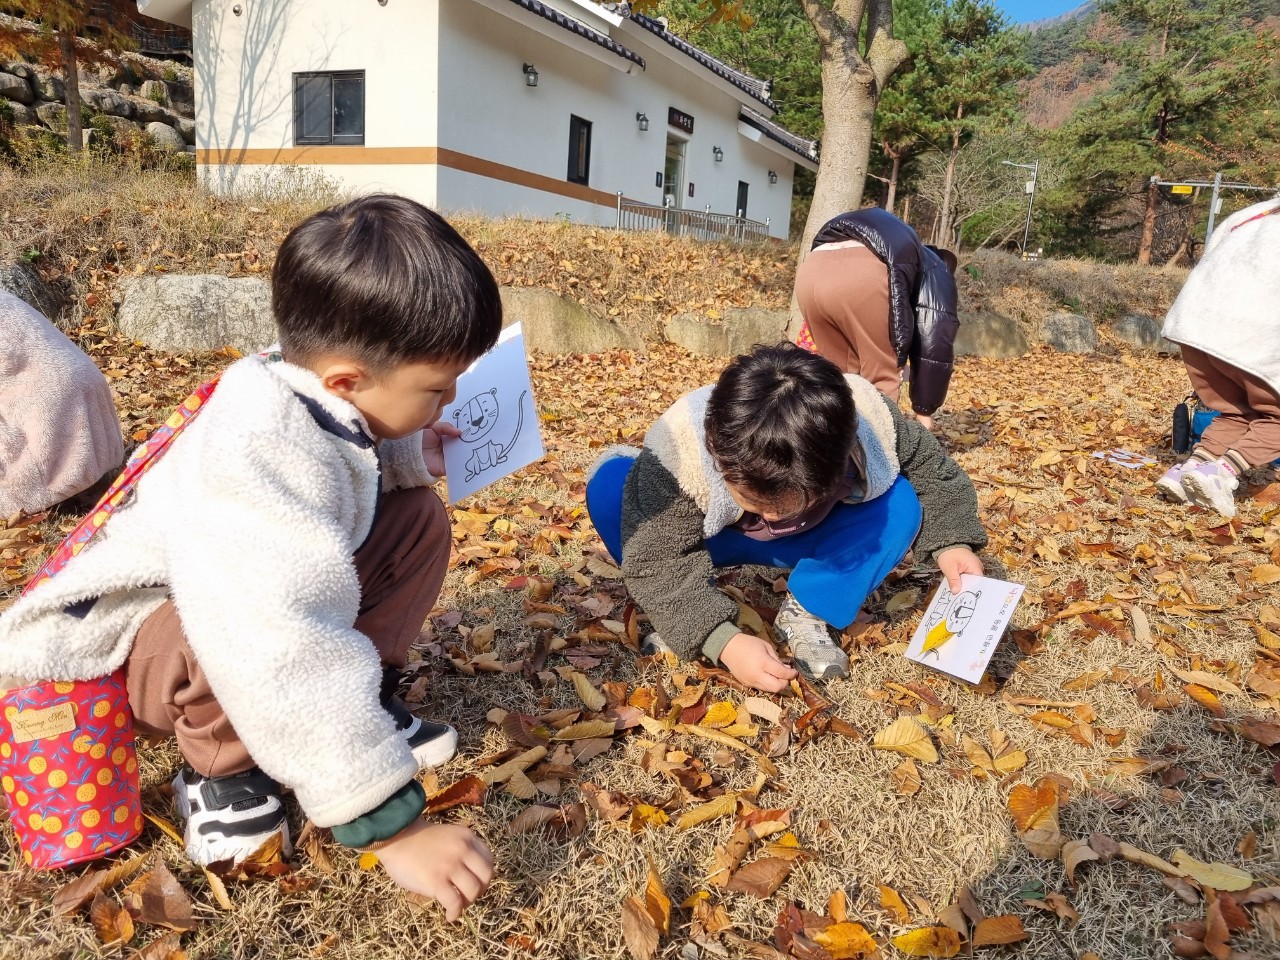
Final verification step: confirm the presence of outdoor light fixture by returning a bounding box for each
[522,63,539,87]
[713,146,724,162]
[768,170,778,184]
[636,112,649,131]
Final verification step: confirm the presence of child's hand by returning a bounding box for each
[421,421,462,477]
[719,632,797,693]
[936,546,984,594]
[374,821,494,920]
[915,413,935,431]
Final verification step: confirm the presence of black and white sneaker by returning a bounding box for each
[385,696,458,770]
[172,766,292,866]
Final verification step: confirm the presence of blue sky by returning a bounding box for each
[995,1,1085,23]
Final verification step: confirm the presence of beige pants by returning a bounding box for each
[794,244,899,401]
[124,487,451,777]
[1183,345,1280,467]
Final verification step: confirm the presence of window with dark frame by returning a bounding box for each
[567,115,592,185]
[294,71,365,146]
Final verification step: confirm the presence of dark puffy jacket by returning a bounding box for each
[811,209,960,415]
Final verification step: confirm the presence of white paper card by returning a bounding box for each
[904,575,1025,684]
[440,323,544,503]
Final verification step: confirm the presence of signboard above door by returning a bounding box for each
[668,107,694,135]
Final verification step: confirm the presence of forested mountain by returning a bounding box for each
[653,0,1278,262]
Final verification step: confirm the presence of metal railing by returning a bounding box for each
[615,194,771,242]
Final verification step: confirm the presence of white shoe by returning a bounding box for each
[1154,461,1191,503]
[173,767,292,866]
[1180,457,1239,518]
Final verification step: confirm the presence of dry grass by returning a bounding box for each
[3,337,1279,960]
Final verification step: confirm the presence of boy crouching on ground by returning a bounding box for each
[0,195,495,919]
[587,343,988,693]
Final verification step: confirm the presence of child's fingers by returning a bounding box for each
[451,866,486,904]
[434,883,466,922]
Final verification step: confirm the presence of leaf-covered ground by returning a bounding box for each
[3,330,1279,960]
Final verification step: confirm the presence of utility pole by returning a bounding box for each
[1149,173,1277,250]
[1001,159,1038,257]
[1204,171,1224,245]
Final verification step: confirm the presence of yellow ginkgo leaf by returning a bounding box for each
[922,619,955,653]
[357,852,379,870]
[1170,850,1254,891]
[890,926,962,958]
[873,715,939,764]
[701,701,739,729]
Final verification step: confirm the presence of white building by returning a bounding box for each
[137,0,818,240]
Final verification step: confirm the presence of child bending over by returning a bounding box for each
[0,195,496,919]
[587,343,987,692]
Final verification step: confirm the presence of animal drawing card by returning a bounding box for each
[439,323,544,503]
[904,575,1025,684]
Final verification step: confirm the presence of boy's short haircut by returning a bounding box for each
[272,194,502,371]
[705,343,856,508]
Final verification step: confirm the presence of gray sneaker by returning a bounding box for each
[774,594,849,681]
[641,633,675,657]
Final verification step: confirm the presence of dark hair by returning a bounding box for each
[272,194,502,370]
[925,244,958,275]
[705,343,856,507]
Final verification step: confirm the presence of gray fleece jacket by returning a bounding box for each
[615,374,987,662]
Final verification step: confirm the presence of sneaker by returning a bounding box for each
[640,632,675,657]
[1154,461,1191,503]
[385,696,458,770]
[1180,457,1239,517]
[173,766,292,867]
[774,593,849,681]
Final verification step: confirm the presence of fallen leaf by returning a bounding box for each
[90,891,136,945]
[972,914,1028,946]
[892,758,922,796]
[890,926,962,957]
[552,719,617,740]
[1240,716,1280,747]
[1171,670,1242,696]
[1119,842,1186,877]
[873,715,938,764]
[628,804,670,833]
[885,589,919,616]
[676,793,738,830]
[1063,838,1100,886]
[622,895,660,960]
[121,861,196,931]
[580,782,634,821]
[879,884,911,924]
[812,921,879,959]
[1251,563,1280,585]
[701,700,739,728]
[1170,851,1254,891]
[742,696,783,724]
[724,857,794,898]
[1007,778,1063,859]
[124,933,184,960]
[1184,684,1225,717]
[52,854,149,916]
[570,672,606,712]
[1205,895,1231,960]
[426,775,488,815]
[510,802,587,841]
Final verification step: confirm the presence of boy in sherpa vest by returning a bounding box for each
[0,196,495,920]
[586,343,987,692]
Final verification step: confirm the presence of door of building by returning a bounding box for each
[736,180,749,219]
[664,138,685,234]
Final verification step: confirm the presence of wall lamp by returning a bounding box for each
[636,112,649,132]
[712,145,724,163]
[522,63,539,87]
[768,170,778,184]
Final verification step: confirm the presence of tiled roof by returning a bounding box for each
[506,0,646,68]
[739,107,820,163]
[629,13,775,109]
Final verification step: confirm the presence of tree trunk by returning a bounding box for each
[935,110,964,248]
[885,151,901,214]
[58,31,83,154]
[1137,179,1158,265]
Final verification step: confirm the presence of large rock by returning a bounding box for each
[145,121,187,153]
[128,96,169,125]
[0,71,33,105]
[89,115,142,149]
[116,275,275,352]
[0,262,64,321]
[953,310,1029,359]
[174,115,196,144]
[665,306,789,357]
[499,286,641,354]
[35,101,66,133]
[138,79,170,106]
[1113,313,1179,355]
[6,102,37,126]
[33,72,63,102]
[1040,312,1098,353]
[82,88,132,119]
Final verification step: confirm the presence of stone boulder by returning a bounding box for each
[128,96,169,125]
[6,102,37,126]
[0,71,33,105]
[0,262,64,321]
[1040,312,1098,354]
[89,115,142,149]
[954,310,1029,359]
[116,275,275,352]
[665,306,789,357]
[35,102,66,133]
[33,73,63,102]
[138,79,170,106]
[499,286,641,354]
[82,88,132,119]
[174,116,196,144]
[1113,313,1179,355]
[145,121,187,153]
